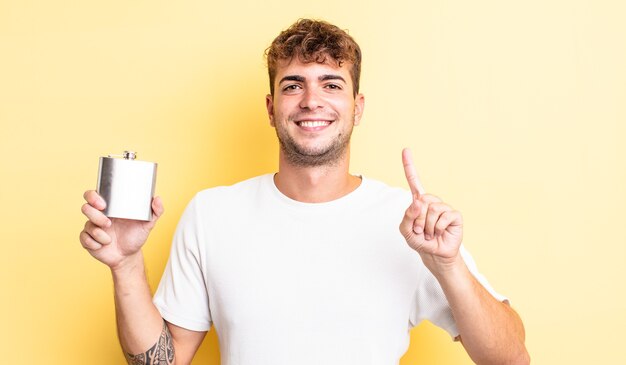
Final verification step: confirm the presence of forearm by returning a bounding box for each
[430,257,529,365]
[111,252,173,363]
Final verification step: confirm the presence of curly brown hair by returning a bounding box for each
[265,19,362,97]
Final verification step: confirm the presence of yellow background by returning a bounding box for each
[1,1,624,364]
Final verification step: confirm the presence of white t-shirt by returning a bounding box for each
[153,174,506,365]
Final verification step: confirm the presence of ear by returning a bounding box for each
[353,93,365,126]
[265,94,275,127]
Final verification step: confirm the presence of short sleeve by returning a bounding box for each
[409,245,508,339]
[153,196,212,331]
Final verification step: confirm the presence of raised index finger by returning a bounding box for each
[402,148,425,197]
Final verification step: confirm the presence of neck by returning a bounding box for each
[274,148,361,203]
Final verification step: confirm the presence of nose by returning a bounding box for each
[299,88,323,110]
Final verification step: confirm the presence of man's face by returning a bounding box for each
[266,58,365,167]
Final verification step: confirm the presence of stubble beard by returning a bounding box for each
[275,115,354,168]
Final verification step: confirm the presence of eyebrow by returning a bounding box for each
[319,74,346,83]
[278,74,347,84]
[279,75,305,84]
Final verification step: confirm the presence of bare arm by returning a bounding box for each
[399,149,529,364]
[427,256,529,365]
[113,254,206,364]
[80,191,205,364]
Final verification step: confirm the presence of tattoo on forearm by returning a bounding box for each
[125,321,175,365]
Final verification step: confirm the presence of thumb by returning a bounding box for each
[144,196,164,230]
[152,196,164,219]
[400,198,422,235]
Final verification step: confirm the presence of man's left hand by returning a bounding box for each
[399,148,464,272]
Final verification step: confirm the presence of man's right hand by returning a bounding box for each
[79,190,164,270]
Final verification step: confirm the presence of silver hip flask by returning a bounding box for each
[96,151,157,221]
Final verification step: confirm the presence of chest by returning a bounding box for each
[202,207,421,338]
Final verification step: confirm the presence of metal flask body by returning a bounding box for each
[96,151,157,221]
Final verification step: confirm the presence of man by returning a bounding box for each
[80,19,529,365]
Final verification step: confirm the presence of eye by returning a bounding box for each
[282,84,301,92]
[325,83,342,90]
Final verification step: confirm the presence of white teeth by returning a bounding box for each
[299,121,330,127]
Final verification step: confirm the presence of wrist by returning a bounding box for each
[420,252,466,281]
[110,252,145,280]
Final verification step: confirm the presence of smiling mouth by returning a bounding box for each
[296,120,333,128]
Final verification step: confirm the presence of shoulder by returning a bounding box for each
[184,174,271,217]
[353,176,413,222]
[361,176,412,206]
[193,174,269,202]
